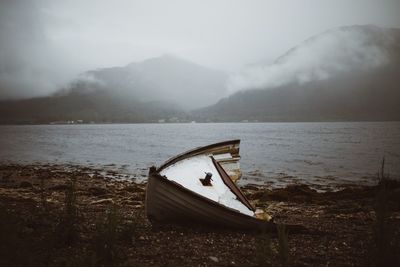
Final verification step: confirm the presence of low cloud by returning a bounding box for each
[228,26,395,92]
[0,0,73,99]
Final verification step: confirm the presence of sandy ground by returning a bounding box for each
[0,164,399,267]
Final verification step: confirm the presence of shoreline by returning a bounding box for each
[0,162,384,191]
[1,164,399,266]
[1,120,399,126]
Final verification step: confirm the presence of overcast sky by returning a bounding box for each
[1,0,400,99]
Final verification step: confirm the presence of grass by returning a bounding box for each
[39,174,47,212]
[255,230,273,267]
[254,224,291,267]
[37,175,140,266]
[55,177,79,246]
[277,224,290,267]
[371,157,397,266]
[93,204,124,267]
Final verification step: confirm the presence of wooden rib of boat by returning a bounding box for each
[145,140,274,231]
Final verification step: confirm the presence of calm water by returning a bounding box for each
[0,122,399,188]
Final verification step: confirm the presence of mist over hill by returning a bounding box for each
[0,86,184,124]
[228,25,400,92]
[0,55,227,124]
[74,55,228,110]
[196,25,400,122]
[1,25,399,124]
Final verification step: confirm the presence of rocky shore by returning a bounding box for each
[1,164,399,266]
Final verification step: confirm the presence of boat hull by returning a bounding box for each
[145,173,272,231]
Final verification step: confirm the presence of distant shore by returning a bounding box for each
[1,120,400,126]
[1,164,399,266]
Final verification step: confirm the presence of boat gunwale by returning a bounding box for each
[156,139,240,173]
[211,156,255,211]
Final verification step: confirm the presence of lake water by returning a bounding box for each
[0,122,399,189]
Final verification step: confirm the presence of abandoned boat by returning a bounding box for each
[145,140,274,231]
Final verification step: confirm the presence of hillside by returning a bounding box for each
[80,54,227,110]
[0,86,184,124]
[0,55,229,124]
[196,25,400,122]
[1,26,399,124]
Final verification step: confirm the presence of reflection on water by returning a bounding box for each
[0,122,399,188]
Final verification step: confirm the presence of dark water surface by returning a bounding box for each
[1,122,399,188]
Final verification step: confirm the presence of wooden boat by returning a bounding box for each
[145,140,274,231]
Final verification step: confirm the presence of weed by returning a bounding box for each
[255,230,273,267]
[94,204,122,267]
[55,177,79,246]
[277,224,290,267]
[39,175,47,211]
[371,157,398,266]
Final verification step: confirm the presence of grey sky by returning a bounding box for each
[1,0,400,98]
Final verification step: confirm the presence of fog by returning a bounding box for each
[1,0,400,99]
[228,25,397,92]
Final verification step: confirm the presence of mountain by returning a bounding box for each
[2,26,399,124]
[196,25,400,122]
[0,55,228,124]
[77,54,228,110]
[0,86,185,124]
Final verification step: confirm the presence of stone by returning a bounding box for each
[209,256,219,263]
[90,198,114,205]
